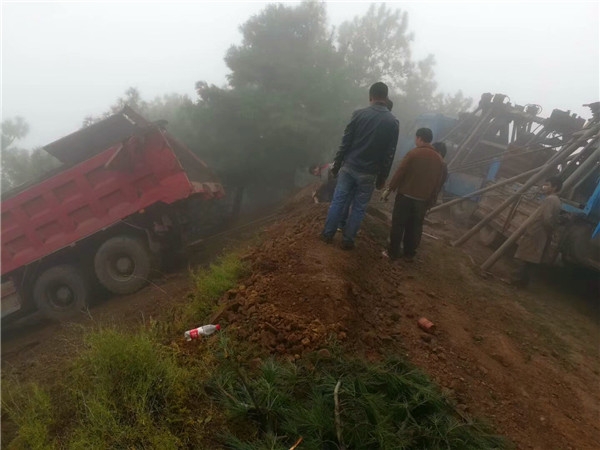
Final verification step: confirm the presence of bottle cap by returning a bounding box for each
[215,324,221,331]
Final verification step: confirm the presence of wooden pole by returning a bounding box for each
[428,167,541,214]
[480,205,543,271]
[451,123,600,247]
[562,143,600,197]
[448,109,494,168]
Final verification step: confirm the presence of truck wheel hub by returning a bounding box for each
[115,257,134,275]
[56,286,73,303]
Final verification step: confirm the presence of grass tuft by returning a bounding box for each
[188,252,248,321]
[2,381,55,449]
[212,355,509,449]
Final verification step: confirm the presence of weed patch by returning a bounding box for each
[2,328,225,449]
[211,354,509,449]
[2,381,55,449]
[188,253,248,322]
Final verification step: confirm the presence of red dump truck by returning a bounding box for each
[1,107,224,321]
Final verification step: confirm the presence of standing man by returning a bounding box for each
[512,176,562,287]
[320,82,399,250]
[384,128,445,262]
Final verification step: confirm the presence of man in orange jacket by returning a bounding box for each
[383,128,445,262]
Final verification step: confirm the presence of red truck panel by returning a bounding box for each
[1,129,222,276]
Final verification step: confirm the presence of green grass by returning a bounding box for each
[2,328,223,449]
[188,252,249,322]
[1,381,54,449]
[212,355,509,450]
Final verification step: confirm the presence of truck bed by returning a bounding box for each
[1,109,223,277]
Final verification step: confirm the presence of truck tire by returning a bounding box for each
[94,236,152,295]
[33,265,89,320]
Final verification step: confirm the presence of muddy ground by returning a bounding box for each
[2,189,599,449]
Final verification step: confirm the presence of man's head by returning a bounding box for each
[415,128,433,146]
[432,142,447,158]
[542,176,562,194]
[369,82,388,103]
[385,98,394,111]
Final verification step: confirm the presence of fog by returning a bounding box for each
[2,1,599,149]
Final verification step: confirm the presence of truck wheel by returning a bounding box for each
[94,236,152,295]
[33,265,89,320]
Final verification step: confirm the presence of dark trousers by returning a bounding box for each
[389,195,428,259]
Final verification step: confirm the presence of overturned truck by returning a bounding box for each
[1,107,225,321]
[430,95,599,272]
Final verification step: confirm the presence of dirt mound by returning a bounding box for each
[215,193,600,450]
[216,200,406,358]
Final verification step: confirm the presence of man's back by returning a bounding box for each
[389,145,444,201]
[337,104,399,177]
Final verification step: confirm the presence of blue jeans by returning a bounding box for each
[338,187,353,230]
[322,166,377,243]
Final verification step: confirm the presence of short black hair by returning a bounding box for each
[433,142,447,158]
[546,176,563,192]
[369,82,388,100]
[385,98,394,111]
[416,128,433,143]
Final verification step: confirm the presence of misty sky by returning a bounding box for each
[2,1,599,149]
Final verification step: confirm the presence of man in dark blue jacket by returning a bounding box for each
[321,82,399,249]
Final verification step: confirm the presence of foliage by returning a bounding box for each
[1,117,61,192]
[82,87,195,134]
[337,4,414,91]
[2,381,55,449]
[2,328,223,449]
[1,116,29,150]
[212,355,508,449]
[192,1,355,206]
[65,329,192,448]
[187,252,249,322]
[337,4,471,124]
[189,1,471,207]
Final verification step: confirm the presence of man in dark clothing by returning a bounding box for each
[321,82,399,249]
[384,128,445,262]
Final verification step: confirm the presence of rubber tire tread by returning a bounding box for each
[94,236,152,295]
[33,265,89,320]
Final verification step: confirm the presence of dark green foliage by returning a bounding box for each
[1,117,61,191]
[212,356,508,450]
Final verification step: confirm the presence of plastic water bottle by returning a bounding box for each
[184,324,221,341]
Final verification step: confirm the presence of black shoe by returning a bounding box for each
[320,234,333,244]
[341,240,355,250]
[403,254,415,263]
